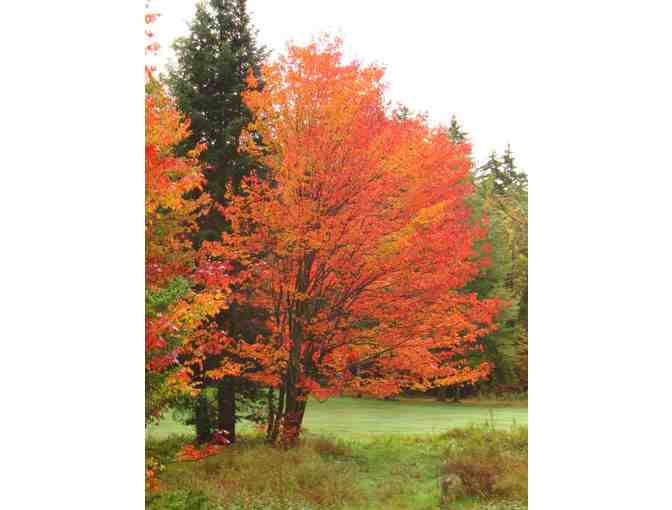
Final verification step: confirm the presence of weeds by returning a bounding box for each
[146,434,194,465]
[440,425,527,502]
[147,425,528,509]
[309,436,354,459]
[146,488,222,510]
[157,436,364,509]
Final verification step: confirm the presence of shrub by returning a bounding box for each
[440,425,527,502]
[308,436,353,458]
[442,457,500,496]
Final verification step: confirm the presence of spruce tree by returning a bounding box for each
[167,0,267,239]
[440,117,529,394]
[166,0,268,444]
[469,147,528,392]
[448,114,468,144]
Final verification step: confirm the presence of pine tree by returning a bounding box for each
[167,0,267,240]
[166,0,268,444]
[469,146,528,392]
[448,114,469,144]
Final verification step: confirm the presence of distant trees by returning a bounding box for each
[428,119,529,398]
[469,145,528,392]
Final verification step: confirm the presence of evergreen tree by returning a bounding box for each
[469,147,528,392]
[434,126,528,395]
[166,0,268,444]
[167,0,267,240]
[432,118,528,397]
[448,114,469,144]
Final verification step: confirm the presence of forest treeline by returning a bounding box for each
[146,0,528,451]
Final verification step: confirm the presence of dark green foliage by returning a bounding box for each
[165,0,270,443]
[465,145,528,392]
[146,277,192,317]
[169,385,266,441]
[431,116,527,397]
[476,146,528,197]
[448,114,469,144]
[195,391,213,444]
[166,0,268,239]
[429,137,528,397]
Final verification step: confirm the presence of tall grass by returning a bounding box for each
[151,436,365,510]
[147,423,528,509]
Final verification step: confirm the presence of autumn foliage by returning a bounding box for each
[214,38,502,446]
[176,442,227,462]
[145,10,236,424]
[146,0,506,453]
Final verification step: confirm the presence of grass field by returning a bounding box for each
[147,397,528,509]
[146,396,528,440]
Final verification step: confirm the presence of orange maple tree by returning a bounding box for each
[217,38,502,446]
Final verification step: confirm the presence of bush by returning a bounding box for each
[440,425,527,502]
[308,436,353,458]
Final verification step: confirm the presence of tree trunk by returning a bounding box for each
[281,387,307,449]
[437,386,448,402]
[266,387,276,442]
[268,384,285,444]
[194,390,212,444]
[278,253,313,448]
[280,320,307,448]
[217,377,236,444]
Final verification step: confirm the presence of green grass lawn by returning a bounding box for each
[302,397,527,436]
[147,396,527,440]
[147,397,528,509]
[148,427,528,510]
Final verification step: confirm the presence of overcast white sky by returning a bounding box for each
[150,0,670,181]
[150,0,559,171]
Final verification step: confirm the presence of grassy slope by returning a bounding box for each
[147,396,528,440]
